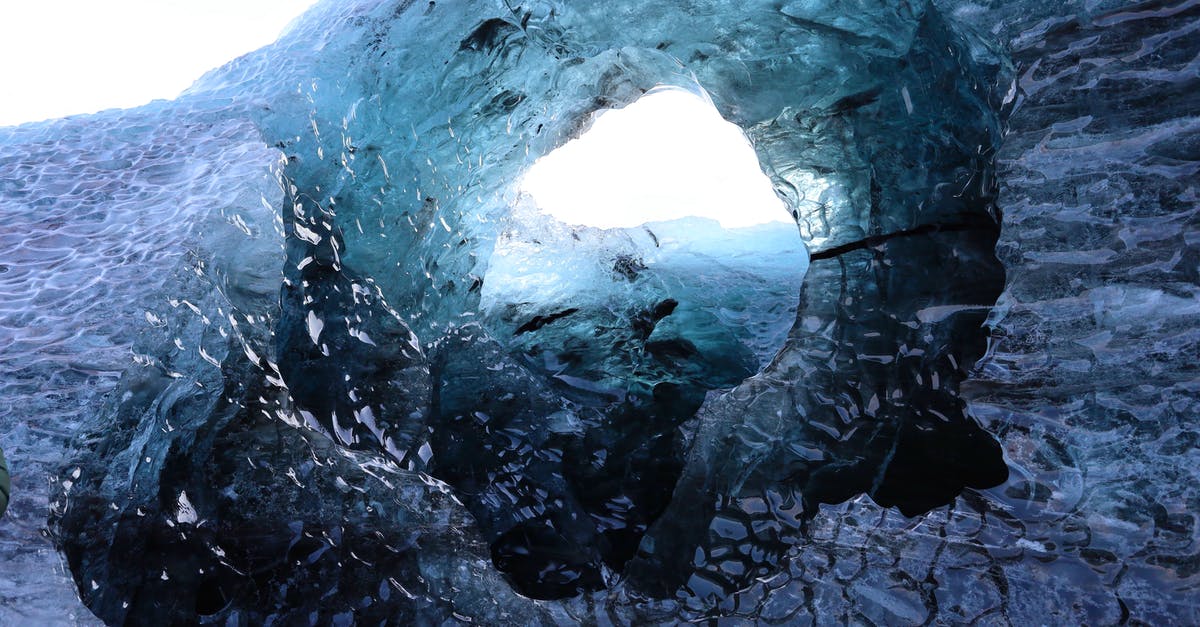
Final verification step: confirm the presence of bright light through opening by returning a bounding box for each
[521,88,791,230]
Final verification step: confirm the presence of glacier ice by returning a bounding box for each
[0,0,1195,624]
[0,447,8,519]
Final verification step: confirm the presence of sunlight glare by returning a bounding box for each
[520,88,791,231]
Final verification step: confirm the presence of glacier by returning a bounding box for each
[0,0,1196,624]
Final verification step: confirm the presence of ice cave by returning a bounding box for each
[0,0,1197,624]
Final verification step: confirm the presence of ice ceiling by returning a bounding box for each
[0,0,1196,624]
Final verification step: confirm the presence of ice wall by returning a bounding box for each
[952,0,1200,621]
[0,0,1195,624]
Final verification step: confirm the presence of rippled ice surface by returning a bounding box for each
[1,0,1198,624]
[0,107,281,624]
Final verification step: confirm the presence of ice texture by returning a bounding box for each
[0,0,1196,624]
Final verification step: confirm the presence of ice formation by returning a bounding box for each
[0,0,1196,624]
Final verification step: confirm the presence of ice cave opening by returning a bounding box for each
[519,87,791,231]
[467,87,810,598]
[484,86,808,380]
[23,0,1089,620]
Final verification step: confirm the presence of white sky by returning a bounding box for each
[521,89,790,230]
[0,0,317,127]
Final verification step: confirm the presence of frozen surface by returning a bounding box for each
[0,105,282,625]
[0,0,1195,624]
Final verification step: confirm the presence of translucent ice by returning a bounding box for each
[0,0,1193,624]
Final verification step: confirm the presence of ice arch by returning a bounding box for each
[44,0,1016,621]
[485,85,809,406]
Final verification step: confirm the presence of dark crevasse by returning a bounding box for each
[0,0,1191,624]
